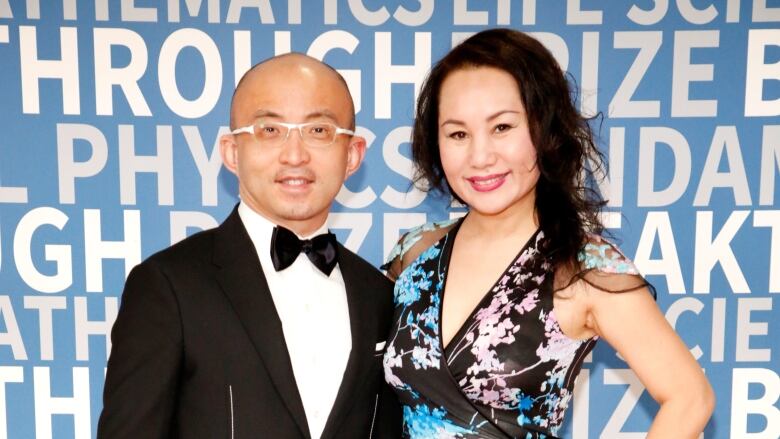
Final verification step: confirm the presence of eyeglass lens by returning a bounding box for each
[253,122,336,147]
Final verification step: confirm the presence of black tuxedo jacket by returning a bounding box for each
[97,208,401,438]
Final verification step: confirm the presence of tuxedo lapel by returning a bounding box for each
[212,209,310,439]
[320,245,377,439]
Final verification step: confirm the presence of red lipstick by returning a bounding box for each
[466,172,508,192]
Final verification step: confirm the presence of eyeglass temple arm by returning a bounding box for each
[231,126,255,135]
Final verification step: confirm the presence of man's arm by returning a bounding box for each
[97,260,184,439]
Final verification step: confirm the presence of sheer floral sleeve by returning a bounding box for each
[381,218,460,281]
[574,234,655,297]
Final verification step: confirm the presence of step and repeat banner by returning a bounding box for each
[0,1,778,438]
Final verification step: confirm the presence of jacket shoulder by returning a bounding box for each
[142,227,218,271]
[337,244,392,289]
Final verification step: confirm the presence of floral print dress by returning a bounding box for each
[382,218,644,439]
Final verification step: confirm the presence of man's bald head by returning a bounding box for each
[229,53,356,130]
[219,52,367,237]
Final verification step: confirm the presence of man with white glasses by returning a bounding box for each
[98,53,401,439]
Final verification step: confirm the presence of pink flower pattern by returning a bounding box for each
[384,220,643,438]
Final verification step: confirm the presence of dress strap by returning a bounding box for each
[571,234,655,297]
[382,217,461,280]
[577,234,640,275]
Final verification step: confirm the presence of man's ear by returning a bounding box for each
[344,135,366,179]
[220,134,239,175]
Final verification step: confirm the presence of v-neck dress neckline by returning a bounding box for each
[438,217,542,357]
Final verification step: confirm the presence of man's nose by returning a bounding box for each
[278,128,310,164]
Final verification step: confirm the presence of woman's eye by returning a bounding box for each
[494,123,514,133]
[448,131,467,140]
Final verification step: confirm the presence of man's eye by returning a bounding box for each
[256,125,283,138]
[307,125,333,138]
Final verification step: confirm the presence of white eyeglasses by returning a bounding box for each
[231,121,355,148]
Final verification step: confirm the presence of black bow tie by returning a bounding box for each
[270,225,338,276]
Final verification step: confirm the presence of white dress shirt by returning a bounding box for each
[238,202,352,439]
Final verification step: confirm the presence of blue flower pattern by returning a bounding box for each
[384,220,643,438]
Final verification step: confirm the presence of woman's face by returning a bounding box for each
[437,66,540,218]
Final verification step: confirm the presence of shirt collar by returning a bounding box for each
[237,201,329,252]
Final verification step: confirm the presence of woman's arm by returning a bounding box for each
[586,283,715,438]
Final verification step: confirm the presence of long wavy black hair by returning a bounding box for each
[412,28,608,275]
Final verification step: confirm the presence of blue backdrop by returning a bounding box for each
[0,1,778,438]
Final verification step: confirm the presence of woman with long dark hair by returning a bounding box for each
[382,29,714,438]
